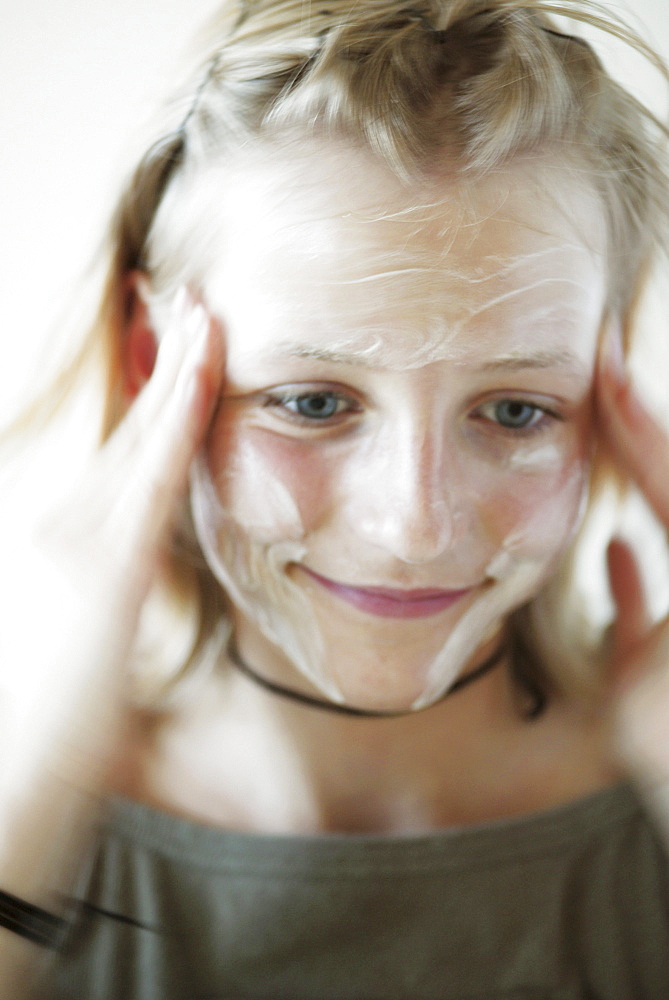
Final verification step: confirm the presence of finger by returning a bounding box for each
[120,288,219,443]
[596,330,669,525]
[606,537,650,667]
[611,615,669,785]
[100,289,225,554]
[139,294,224,478]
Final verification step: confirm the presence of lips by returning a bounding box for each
[299,567,473,619]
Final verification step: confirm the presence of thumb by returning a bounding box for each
[606,537,651,689]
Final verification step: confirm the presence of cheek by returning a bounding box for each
[485,447,589,570]
[206,426,320,543]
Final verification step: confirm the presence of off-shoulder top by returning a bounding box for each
[38,782,669,999]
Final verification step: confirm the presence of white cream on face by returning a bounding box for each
[413,459,587,707]
[506,442,563,471]
[184,142,606,712]
[190,452,341,702]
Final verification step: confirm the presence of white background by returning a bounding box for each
[0,0,219,414]
[0,0,668,416]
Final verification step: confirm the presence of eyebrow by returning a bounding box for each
[268,344,587,374]
[476,349,587,374]
[271,345,382,367]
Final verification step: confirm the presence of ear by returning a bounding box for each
[121,270,159,400]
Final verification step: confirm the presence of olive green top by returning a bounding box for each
[39,783,669,999]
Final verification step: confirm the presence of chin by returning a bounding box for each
[309,639,468,712]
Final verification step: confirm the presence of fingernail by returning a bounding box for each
[601,327,627,387]
[603,346,650,433]
[174,302,210,400]
[185,302,209,347]
[135,273,152,305]
[171,285,189,319]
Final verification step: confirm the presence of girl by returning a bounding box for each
[3,1,669,996]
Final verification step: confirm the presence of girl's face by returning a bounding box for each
[188,142,608,711]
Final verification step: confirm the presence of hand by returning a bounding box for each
[1,288,224,794]
[596,332,669,809]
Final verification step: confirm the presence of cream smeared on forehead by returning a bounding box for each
[259,303,597,373]
[150,140,608,344]
[213,243,605,375]
[175,147,607,378]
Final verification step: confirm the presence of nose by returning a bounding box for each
[352,422,464,564]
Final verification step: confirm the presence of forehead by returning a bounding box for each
[196,141,607,369]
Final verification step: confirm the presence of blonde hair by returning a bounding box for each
[29,1,669,703]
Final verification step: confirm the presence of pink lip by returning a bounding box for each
[299,567,473,619]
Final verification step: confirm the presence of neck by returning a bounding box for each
[131,640,563,835]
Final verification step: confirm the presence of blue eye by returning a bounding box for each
[263,388,358,425]
[289,393,342,419]
[478,399,545,431]
[493,400,540,429]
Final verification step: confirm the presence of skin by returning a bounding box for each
[111,144,668,838]
[188,143,606,712]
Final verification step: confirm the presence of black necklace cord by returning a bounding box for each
[226,640,508,719]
